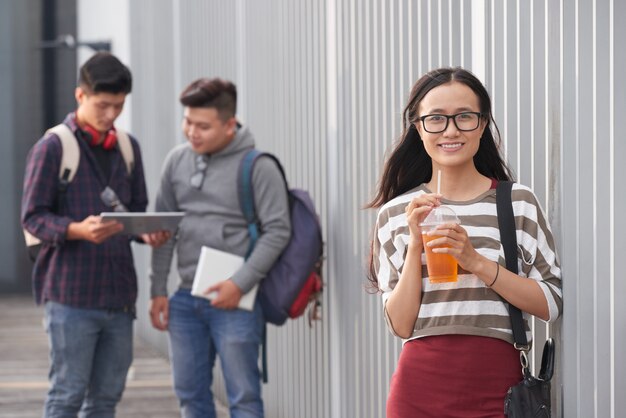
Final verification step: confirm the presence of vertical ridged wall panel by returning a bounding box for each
[559,0,625,416]
[613,1,626,416]
[239,2,330,417]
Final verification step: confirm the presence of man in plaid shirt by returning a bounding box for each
[21,52,169,417]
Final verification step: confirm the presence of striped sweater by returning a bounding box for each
[374,183,563,345]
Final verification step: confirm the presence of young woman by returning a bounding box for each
[368,67,562,417]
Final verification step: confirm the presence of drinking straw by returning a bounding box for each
[437,169,442,195]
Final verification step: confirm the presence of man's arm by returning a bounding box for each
[66,216,123,243]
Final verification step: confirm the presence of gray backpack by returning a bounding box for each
[23,124,134,259]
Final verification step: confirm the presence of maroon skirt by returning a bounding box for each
[387,335,522,418]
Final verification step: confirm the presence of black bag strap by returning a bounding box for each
[495,181,529,349]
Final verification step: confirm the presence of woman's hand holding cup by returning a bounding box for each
[405,193,442,248]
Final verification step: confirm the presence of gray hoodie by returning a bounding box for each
[149,125,291,297]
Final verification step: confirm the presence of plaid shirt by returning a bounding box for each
[21,113,148,308]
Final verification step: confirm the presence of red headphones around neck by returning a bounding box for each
[82,124,118,150]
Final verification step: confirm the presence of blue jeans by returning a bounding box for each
[43,301,134,418]
[168,289,264,418]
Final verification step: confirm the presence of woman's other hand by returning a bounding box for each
[426,223,482,272]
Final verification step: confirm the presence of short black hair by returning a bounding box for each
[78,52,132,94]
[179,78,237,121]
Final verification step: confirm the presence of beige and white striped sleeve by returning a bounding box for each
[513,184,563,322]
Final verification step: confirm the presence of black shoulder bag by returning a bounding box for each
[496,181,555,418]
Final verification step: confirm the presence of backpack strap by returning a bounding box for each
[46,124,79,185]
[239,149,262,258]
[116,129,135,175]
[23,230,41,247]
[238,149,287,258]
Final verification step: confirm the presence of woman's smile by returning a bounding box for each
[438,142,464,151]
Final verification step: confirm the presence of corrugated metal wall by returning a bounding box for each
[558,0,626,417]
[119,1,626,417]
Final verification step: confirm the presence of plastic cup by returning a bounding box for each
[420,206,460,283]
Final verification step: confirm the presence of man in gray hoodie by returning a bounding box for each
[149,78,290,418]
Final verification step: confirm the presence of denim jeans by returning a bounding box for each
[168,289,264,418]
[43,301,134,418]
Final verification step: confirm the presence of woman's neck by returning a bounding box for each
[427,165,492,201]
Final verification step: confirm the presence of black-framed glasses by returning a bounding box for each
[417,111,482,133]
[190,155,208,189]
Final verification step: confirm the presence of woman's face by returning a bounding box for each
[415,81,486,171]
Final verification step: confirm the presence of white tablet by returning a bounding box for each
[191,246,258,311]
[100,212,185,235]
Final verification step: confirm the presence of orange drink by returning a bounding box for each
[419,205,460,284]
[422,233,458,283]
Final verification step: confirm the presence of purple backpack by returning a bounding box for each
[238,149,323,326]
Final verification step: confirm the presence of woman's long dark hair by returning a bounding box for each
[367,67,514,289]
